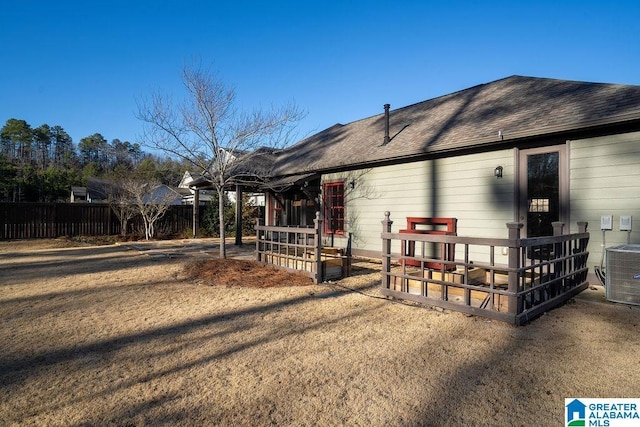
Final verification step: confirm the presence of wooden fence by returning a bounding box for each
[381,212,590,325]
[0,202,194,239]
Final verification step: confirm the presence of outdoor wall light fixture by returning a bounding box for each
[349,180,355,189]
[494,166,503,179]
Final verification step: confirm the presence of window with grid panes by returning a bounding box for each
[323,181,345,234]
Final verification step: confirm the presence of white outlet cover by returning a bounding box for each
[601,215,613,230]
[620,215,632,231]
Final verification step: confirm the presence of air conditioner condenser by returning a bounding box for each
[605,244,640,306]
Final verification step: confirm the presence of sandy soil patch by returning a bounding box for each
[0,239,638,426]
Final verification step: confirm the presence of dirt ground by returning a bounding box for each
[0,238,638,426]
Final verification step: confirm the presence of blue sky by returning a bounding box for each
[1,0,639,152]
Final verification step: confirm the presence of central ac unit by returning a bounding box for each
[605,244,640,306]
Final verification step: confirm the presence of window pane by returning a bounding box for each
[527,152,559,237]
[323,182,345,234]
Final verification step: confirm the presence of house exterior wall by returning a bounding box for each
[317,131,640,281]
[569,130,640,275]
[322,149,515,264]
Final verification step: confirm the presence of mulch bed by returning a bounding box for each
[186,258,314,288]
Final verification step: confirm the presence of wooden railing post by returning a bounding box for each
[576,221,589,275]
[382,211,393,289]
[313,211,322,283]
[507,222,524,316]
[552,221,564,236]
[577,221,589,253]
[552,221,565,292]
[577,221,588,234]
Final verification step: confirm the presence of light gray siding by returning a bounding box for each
[569,131,640,275]
[312,131,640,280]
[322,149,515,263]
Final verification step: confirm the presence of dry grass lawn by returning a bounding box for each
[0,239,639,426]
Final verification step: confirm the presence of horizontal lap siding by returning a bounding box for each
[570,131,640,272]
[323,149,515,262]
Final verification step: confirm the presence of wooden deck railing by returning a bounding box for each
[381,212,589,325]
[255,213,323,283]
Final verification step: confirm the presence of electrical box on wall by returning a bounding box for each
[620,215,632,231]
[600,215,613,230]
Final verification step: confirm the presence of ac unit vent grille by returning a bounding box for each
[606,244,640,306]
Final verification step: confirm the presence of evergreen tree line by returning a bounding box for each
[0,118,189,202]
[200,192,262,238]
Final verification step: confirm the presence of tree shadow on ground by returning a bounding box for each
[0,280,387,424]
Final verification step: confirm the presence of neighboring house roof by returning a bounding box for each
[175,185,215,203]
[70,178,118,203]
[178,171,202,188]
[270,75,640,177]
[71,186,86,198]
[71,178,187,205]
[86,177,118,201]
[141,184,184,205]
[176,187,192,196]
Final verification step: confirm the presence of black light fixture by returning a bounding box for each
[349,180,355,189]
[494,166,503,179]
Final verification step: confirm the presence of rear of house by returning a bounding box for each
[317,130,640,281]
[262,76,640,286]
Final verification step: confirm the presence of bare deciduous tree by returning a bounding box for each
[121,179,178,240]
[108,179,138,236]
[137,62,305,257]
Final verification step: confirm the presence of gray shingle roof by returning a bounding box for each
[71,186,86,197]
[270,75,640,176]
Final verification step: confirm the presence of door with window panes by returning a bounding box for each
[518,145,568,239]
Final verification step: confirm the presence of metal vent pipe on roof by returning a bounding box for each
[383,104,390,145]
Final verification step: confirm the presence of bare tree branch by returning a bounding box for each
[108,178,139,236]
[123,179,178,240]
[136,61,306,257]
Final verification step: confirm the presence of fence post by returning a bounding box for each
[106,204,112,236]
[381,212,393,289]
[506,222,524,316]
[313,211,322,283]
